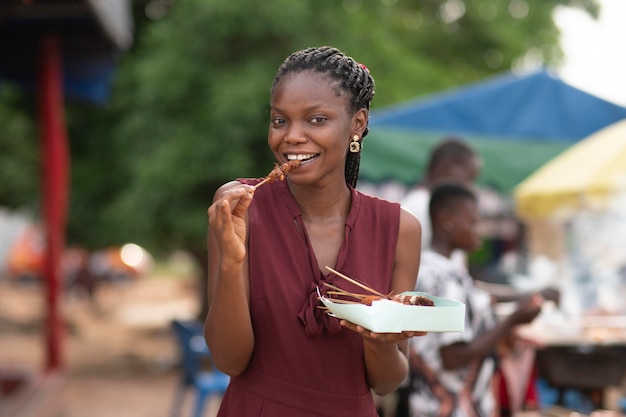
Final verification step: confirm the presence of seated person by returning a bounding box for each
[408,183,557,417]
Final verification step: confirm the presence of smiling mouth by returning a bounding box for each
[286,154,318,163]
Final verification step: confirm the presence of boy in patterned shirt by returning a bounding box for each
[408,183,551,417]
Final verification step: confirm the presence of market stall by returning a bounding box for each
[519,310,626,411]
[513,119,626,308]
[513,119,626,412]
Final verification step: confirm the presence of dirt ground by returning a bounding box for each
[0,264,223,417]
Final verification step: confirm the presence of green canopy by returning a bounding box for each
[360,128,570,194]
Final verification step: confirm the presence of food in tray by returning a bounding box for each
[322,266,434,306]
[328,288,436,307]
[360,294,434,306]
[253,160,301,189]
[319,266,465,333]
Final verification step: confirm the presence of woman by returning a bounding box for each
[205,46,423,416]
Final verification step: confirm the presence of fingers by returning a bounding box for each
[207,184,255,262]
[529,293,545,313]
[208,185,255,224]
[339,320,427,341]
[513,294,543,324]
[229,185,255,217]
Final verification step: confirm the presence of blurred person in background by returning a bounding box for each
[407,183,558,417]
[393,138,482,417]
[401,137,481,264]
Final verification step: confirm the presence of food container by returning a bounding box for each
[318,289,466,333]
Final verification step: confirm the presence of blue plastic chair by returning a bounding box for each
[169,319,230,417]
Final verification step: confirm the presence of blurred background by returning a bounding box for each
[1,0,625,416]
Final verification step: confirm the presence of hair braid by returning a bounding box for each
[272,46,375,188]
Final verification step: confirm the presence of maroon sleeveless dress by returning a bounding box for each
[216,179,401,417]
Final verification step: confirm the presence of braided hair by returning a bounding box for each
[271,46,376,188]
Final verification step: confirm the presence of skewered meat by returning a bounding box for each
[360,294,435,306]
[254,160,301,189]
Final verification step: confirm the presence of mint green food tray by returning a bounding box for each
[319,290,466,333]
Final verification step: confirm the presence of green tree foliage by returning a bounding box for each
[0,85,38,210]
[0,0,600,299]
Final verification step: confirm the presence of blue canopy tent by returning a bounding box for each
[0,1,132,405]
[361,69,626,193]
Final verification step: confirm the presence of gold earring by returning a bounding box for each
[349,135,360,153]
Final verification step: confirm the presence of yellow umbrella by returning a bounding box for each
[515,118,626,219]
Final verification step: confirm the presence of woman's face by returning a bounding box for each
[268,71,366,186]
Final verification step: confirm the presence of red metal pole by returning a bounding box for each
[38,35,68,371]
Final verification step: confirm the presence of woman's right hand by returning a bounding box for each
[206,182,256,375]
[207,182,255,266]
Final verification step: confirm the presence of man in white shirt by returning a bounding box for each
[401,137,482,265]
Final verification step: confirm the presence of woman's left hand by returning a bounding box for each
[339,319,427,343]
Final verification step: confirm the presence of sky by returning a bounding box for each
[553,0,626,106]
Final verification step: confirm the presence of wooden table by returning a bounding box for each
[518,314,626,410]
[535,344,626,409]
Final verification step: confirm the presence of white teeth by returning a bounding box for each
[287,154,316,161]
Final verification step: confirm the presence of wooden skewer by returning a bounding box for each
[323,283,368,299]
[325,266,387,298]
[253,177,272,190]
[325,290,368,299]
[324,282,371,300]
